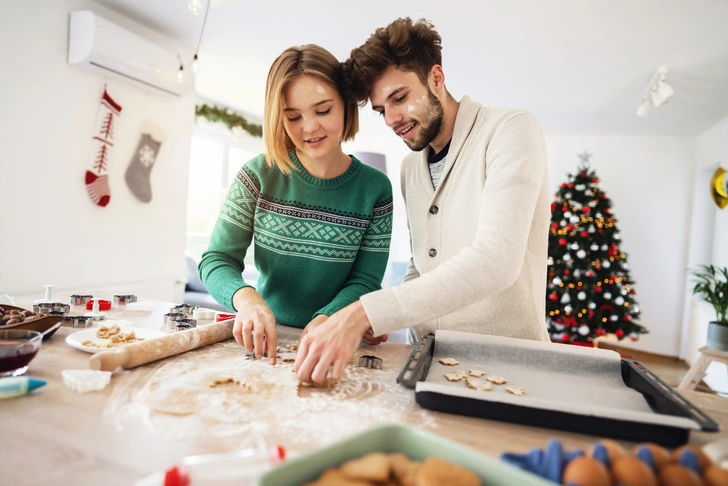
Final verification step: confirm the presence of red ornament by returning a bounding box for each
[581,231,589,238]
[552,223,559,229]
[594,286,603,293]
[559,238,567,246]
[596,328,606,336]
[615,329,624,338]
[631,289,637,295]
[581,172,587,177]
[562,206,569,213]
[568,183,575,189]
[549,293,558,301]
[605,208,610,214]
[600,193,606,199]
[592,177,599,183]
[564,269,571,275]
[597,228,604,233]
[625,315,632,322]
[608,245,619,258]
[588,310,595,319]
[551,203,556,212]
[561,183,567,188]
[562,334,571,343]
[567,225,575,232]
[582,207,591,214]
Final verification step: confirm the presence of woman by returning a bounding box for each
[199,45,393,364]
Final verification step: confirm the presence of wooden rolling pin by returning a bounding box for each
[88,319,235,371]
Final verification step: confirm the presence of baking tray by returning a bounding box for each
[398,331,719,447]
[255,423,552,485]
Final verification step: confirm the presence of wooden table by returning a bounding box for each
[1,295,727,486]
[678,346,728,391]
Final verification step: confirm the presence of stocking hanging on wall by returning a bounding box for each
[125,120,169,203]
[85,88,122,207]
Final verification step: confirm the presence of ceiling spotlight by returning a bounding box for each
[636,66,674,117]
[188,0,203,15]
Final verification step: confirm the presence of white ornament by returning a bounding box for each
[585,190,593,196]
[564,305,573,313]
[621,288,628,295]
[577,250,586,259]
[570,215,580,223]
[602,260,611,268]
[604,292,612,299]
[588,201,597,207]
[547,257,554,265]
[575,184,585,191]
[573,270,581,278]
[553,277,562,285]
[596,213,602,218]
[563,253,572,261]
[552,322,565,331]
[615,296,624,305]
[629,332,639,340]
[588,226,595,233]
[560,220,567,227]
[623,263,628,269]
[565,193,572,199]
[590,244,599,251]
[564,211,572,218]
[578,291,586,300]
[578,325,590,336]
[614,233,621,240]
[633,306,639,313]
[561,293,571,304]
[571,243,579,250]
[588,302,596,309]
[609,315,618,322]
[601,244,608,251]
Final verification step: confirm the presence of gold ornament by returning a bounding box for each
[711,166,727,209]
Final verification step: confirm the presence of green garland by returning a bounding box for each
[195,104,263,138]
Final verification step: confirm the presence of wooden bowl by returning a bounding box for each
[0,304,64,340]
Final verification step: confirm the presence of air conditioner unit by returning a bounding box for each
[68,10,192,98]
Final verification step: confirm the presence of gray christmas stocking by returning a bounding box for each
[125,121,168,203]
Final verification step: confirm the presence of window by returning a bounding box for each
[185,128,263,270]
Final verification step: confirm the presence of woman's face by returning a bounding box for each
[282,75,345,162]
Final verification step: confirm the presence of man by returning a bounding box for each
[295,17,551,384]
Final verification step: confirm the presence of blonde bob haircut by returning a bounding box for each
[264,44,359,174]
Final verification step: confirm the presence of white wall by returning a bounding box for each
[0,1,195,301]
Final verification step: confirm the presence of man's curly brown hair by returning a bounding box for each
[343,17,443,106]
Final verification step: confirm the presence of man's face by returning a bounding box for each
[369,65,443,152]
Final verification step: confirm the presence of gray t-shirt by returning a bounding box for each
[428,140,451,190]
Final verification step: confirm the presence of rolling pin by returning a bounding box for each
[88,319,235,372]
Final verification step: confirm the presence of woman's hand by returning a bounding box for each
[300,314,329,339]
[232,287,277,364]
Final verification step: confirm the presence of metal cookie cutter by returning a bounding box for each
[70,295,93,307]
[164,312,187,329]
[113,294,137,307]
[34,302,70,315]
[175,318,197,329]
[64,315,95,328]
[358,355,383,369]
[170,304,198,315]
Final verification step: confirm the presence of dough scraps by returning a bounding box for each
[96,324,120,339]
[82,330,144,348]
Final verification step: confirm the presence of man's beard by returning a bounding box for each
[404,89,444,152]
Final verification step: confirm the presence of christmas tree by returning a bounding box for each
[546,151,647,344]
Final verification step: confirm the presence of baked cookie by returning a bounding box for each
[415,457,481,486]
[438,358,459,366]
[468,369,486,378]
[302,468,374,486]
[390,453,420,486]
[445,373,466,382]
[465,377,492,392]
[341,452,391,482]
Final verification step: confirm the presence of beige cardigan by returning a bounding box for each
[361,96,551,342]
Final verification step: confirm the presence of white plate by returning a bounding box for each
[65,326,165,353]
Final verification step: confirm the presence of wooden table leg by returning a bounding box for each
[677,353,711,391]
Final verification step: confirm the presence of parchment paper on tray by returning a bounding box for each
[416,330,699,430]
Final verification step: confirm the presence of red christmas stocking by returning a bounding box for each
[85,88,122,207]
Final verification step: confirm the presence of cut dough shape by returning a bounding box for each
[96,324,120,339]
[445,373,465,382]
[286,341,300,351]
[507,386,525,396]
[486,375,507,385]
[279,352,297,362]
[469,369,486,377]
[465,377,492,391]
[438,357,459,366]
[147,383,202,416]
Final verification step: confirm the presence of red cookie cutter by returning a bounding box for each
[86,299,112,311]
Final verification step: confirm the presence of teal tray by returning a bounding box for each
[255,423,553,485]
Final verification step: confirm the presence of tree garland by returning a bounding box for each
[195,104,263,138]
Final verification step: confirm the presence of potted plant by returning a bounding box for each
[691,264,728,351]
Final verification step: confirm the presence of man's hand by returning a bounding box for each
[295,301,373,384]
[362,328,388,345]
[232,287,277,365]
[300,314,329,339]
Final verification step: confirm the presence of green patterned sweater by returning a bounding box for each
[199,152,393,328]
